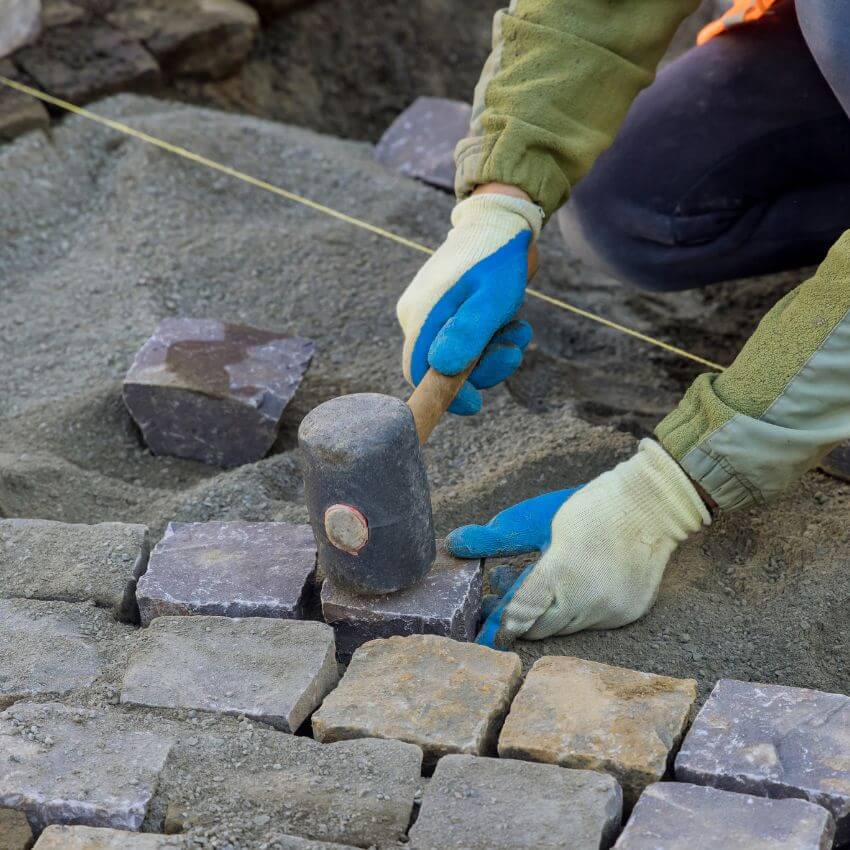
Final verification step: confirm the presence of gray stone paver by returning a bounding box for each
[0,519,149,622]
[0,702,173,832]
[121,615,338,731]
[0,598,114,708]
[675,678,850,843]
[321,540,483,661]
[34,825,183,849]
[136,520,316,625]
[499,656,697,805]
[408,754,622,850]
[123,318,314,468]
[312,634,521,768]
[613,782,835,850]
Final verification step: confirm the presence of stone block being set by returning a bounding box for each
[123,318,314,468]
[0,702,173,832]
[499,656,697,806]
[0,518,149,622]
[321,540,483,661]
[675,678,850,843]
[34,826,183,849]
[136,520,316,625]
[120,615,338,731]
[408,754,622,850]
[0,807,34,850]
[375,97,472,190]
[613,782,835,850]
[312,634,521,769]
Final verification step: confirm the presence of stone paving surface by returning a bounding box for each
[34,825,183,849]
[321,541,483,661]
[312,635,521,769]
[121,615,337,731]
[499,656,697,805]
[0,806,34,850]
[157,726,422,847]
[136,520,316,625]
[675,678,850,843]
[613,782,835,850]
[0,519,150,622]
[408,754,622,850]
[123,318,314,468]
[0,702,173,832]
[0,599,114,708]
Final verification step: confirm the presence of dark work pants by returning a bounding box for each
[558,0,850,291]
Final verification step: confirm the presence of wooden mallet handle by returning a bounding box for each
[407,244,539,444]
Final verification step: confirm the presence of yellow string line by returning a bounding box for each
[1,75,726,372]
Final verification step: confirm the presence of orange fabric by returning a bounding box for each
[697,0,780,45]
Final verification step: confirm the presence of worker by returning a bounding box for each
[397,0,850,648]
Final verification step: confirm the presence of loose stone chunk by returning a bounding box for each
[0,60,49,142]
[822,440,850,482]
[312,635,521,769]
[0,599,113,708]
[613,782,835,850]
[321,541,483,661]
[121,615,338,731]
[498,656,697,805]
[0,0,41,59]
[675,678,850,843]
[123,318,314,468]
[0,807,34,850]
[136,520,317,625]
[34,825,182,849]
[408,754,622,850]
[0,702,173,832]
[0,518,150,623]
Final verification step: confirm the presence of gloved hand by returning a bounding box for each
[396,192,543,415]
[446,439,711,648]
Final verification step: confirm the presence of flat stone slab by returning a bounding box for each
[0,806,34,850]
[123,318,314,468]
[121,615,337,731]
[0,599,115,708]
[374,96,471,190]
[136,520,316,625]
[321,540,483,661]
[34,825,182,849]
[0,518,150,622]
[499,656,697,805]
[409,754,622,850]
[313,634,521,769]
[613,782,835,850]
[0,702,173,832]
[675,678,850,843]
[159,727,422,847]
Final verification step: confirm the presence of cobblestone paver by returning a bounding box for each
[136,521,316,625]
[312,635,521,768]
[499,656,697,805]
[34,825,183,848]
[121,615,338,731]
[675,679,850,843]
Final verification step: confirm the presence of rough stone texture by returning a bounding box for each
[321,540,483,661]
[0,701,173,832]
[313,635,521,769]
[0,806,34,850]
[613,782,835,850]
[0,518,149,622]
[0,61,49,142]
[34,825,182,849]
[121,615,337,731]
[374,96,471,191]
[0,599,113,708]
[499,656,698,806]
[822,440,850,482]
[158,728,422,847]
[14,22,160,104]
[675,679,850,843]
[409,754,622,850]
[106,0,259,80]
[0,0,41,59]
[136,520,316,625]
[122,318,314,468]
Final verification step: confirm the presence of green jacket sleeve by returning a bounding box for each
[455,0,701,217]
[656,230,850,511]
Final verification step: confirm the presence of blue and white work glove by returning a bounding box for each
[396,193,543,414]
[446,440,712,649]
